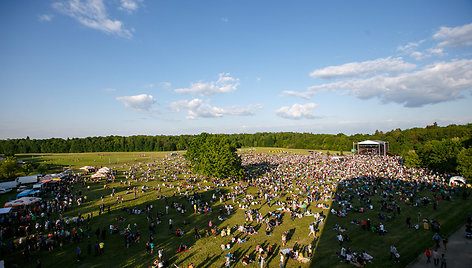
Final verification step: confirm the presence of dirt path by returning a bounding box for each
[407,225,472,268]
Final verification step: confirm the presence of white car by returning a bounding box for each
[0,188,12,194]
[16,186,29,192]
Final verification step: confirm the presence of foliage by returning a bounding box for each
[21,162,34,175]
[457,148,472,179]
[1,123,471,175]
[403,151,421,168]
[185,133,242,178]
[417,139,462,172]
[37,162,51,174]
[0,157,20,179]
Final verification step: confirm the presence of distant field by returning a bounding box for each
[16,151,184,169]
[16,147,341,169]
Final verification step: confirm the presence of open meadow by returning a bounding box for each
[0,149,470,268]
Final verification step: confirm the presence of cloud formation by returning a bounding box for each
[174,73,239,96]
[397,40,425,53]
[310,57,415,79]
[116,94,156,112]
[286,23,472,108]
[171,99,261,119]
[39,14,53,22]
[434,23,472,48]
[53,0,132,38]
[276,103,319,120]
[298,59,472,107]
[119,0,142,13]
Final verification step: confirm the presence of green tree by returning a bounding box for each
[419,139,462,172]
[403,151,421,168]
[37,162,50,174]
[22,163,34,175]
[0,157,20,179]
[457,148,472,179]
[185,133,242,178]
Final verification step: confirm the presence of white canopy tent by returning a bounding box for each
[79,166,95,170]
[449,176,466,186]
[4,197,41,207]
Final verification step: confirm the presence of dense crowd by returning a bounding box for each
[0,151,469,267]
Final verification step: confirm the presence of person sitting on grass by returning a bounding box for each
[178,243,189,253]
[175,229,184,237]
[241,254,253,265]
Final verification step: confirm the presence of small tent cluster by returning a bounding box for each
[4,197,42,207]
[91,167,111,179]
[449,176,467,186]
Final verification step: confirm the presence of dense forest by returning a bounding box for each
[1,123,471,177]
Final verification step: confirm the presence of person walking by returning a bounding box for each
[442,236,448,250]
[76,246,81,262]
[433,248,440,266]
[390,244,397,260]
[279,252,284,268]
[425,248,431,263]
[440,253,446,268]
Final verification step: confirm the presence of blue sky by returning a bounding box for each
[1,0,472,139]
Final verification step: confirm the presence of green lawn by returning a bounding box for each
[1,150,469,268]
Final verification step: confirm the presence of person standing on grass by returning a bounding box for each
[425,248,431,263]
[99,241,104,254]
[390,244,397,260]
[433,233,441,248]
[280,252,284,268]
[309,223,315,237]
[76,246,81,262]
[281,232,287,246]
[169,218,173,230]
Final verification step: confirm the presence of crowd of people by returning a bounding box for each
[0,151,469,267]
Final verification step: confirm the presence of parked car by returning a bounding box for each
[17,185,29,192]
[0,188,12,194]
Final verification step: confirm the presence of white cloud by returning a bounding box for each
[53,0,132,38]
[296,59,472,107]
[427,48,446,57]
[411,47,447,60]
[160,82,172,89]
[410,51,424,60]
[434,23,472,48]
[174,73,239,96]
[283,90,312,100]
[310,57,416,79]
[143,83,154,88]
[39,14,53,22]
[119,0,142,13]
[221,17,229,23]
[397,40,424,53]
[116,94,156,112]
[276,103,320,120]
[104,87,116,92]
[170,99,261,119]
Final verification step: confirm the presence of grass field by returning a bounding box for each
[0,149,469,268]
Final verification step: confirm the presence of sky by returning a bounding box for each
[1,0,472,139]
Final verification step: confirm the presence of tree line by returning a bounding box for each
[1,123,471,178]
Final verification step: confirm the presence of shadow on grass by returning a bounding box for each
[311,176,472,268]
